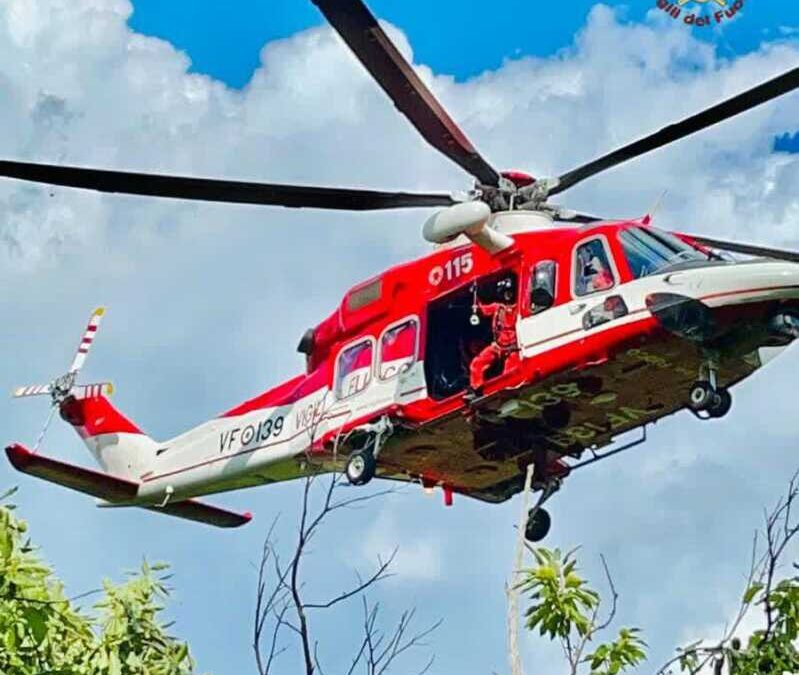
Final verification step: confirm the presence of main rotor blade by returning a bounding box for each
[0,160,457,210]
[312,0,500,187]
[551,67,799,196]
[688,234,799,263]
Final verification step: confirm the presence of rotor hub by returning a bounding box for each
[500,170,536,188]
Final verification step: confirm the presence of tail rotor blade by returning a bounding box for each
[12,384,53,398]
[72,382,114,399]
[69,307,105,374]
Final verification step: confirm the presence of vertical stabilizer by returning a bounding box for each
[59,394,157,479]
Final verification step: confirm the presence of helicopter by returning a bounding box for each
[5,0,799,541]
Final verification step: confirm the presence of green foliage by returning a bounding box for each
[521,474,799,675]
[520,547,600,639]
[586,628,647,675]
[679,577,799,675]
[0,492,196,675]
[519,547,645,675]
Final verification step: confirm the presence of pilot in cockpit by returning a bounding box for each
[577,242,614,294]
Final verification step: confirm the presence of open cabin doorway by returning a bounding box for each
[424,270,519,400]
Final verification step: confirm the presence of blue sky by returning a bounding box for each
[128,0,797,88]
[0,1,798,674]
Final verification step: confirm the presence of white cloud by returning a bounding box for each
[1,2,796,268]
[0,2,798,673]
[359,508,443,582]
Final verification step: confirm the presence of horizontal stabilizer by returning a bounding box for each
[6,443,138,502]
[12,384,52,398]
[6,443,252,528]
[148,500,252,528]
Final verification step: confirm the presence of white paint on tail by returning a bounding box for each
[85,432,158,480]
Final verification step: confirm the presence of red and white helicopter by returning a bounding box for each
[5,1,799,541]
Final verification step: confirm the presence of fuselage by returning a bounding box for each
[99,213,799,504]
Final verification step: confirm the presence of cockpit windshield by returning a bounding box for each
[619,226,707,278]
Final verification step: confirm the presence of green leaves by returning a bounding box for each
[91,560,195,675]
[520,547,601,640]
[742,582,764,605]
[0,493,196,675]
[521,547,645,675]
[669,571,799,674]
[586,627,647,675]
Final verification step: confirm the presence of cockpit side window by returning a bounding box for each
[619,227,705,279]
[574,238,616,297]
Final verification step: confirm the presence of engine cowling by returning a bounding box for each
[422,202,513,254]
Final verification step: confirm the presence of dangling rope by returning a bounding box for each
[33,404,57,452]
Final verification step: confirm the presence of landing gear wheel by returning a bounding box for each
[707,387,732,418]
[689,381,732,418]
[525,507,551,543]
[689,381,714,412]
[345,449,376,486]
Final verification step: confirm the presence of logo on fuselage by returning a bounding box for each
[654,0,745,27]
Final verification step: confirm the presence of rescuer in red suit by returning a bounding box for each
[466,278,520,401]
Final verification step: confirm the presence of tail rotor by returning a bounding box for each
[12,307,112,451]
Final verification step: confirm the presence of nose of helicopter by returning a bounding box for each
[664,259,799,310]
[714,259,799,307]
[644,259,799,343]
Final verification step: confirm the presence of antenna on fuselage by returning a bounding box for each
[645,189,669,225]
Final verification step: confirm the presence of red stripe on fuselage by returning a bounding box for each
[700,284,799,303]
[142,408,351,483]
[221,367,331,417]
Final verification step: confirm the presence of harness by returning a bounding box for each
[493,304,519,353]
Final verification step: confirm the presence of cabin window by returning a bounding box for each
[530,261,557,314]
[379,318,419,380]
[574,238,616,297]
[619,227,705,278]
[335,339,374,399]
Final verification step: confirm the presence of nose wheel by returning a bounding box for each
[688,381,732,419]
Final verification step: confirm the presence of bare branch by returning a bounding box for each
[328,486,400,513]
[594,554,619,633]
[655,467,799,675]
[305,550,396,611]
[252,416,438,675]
